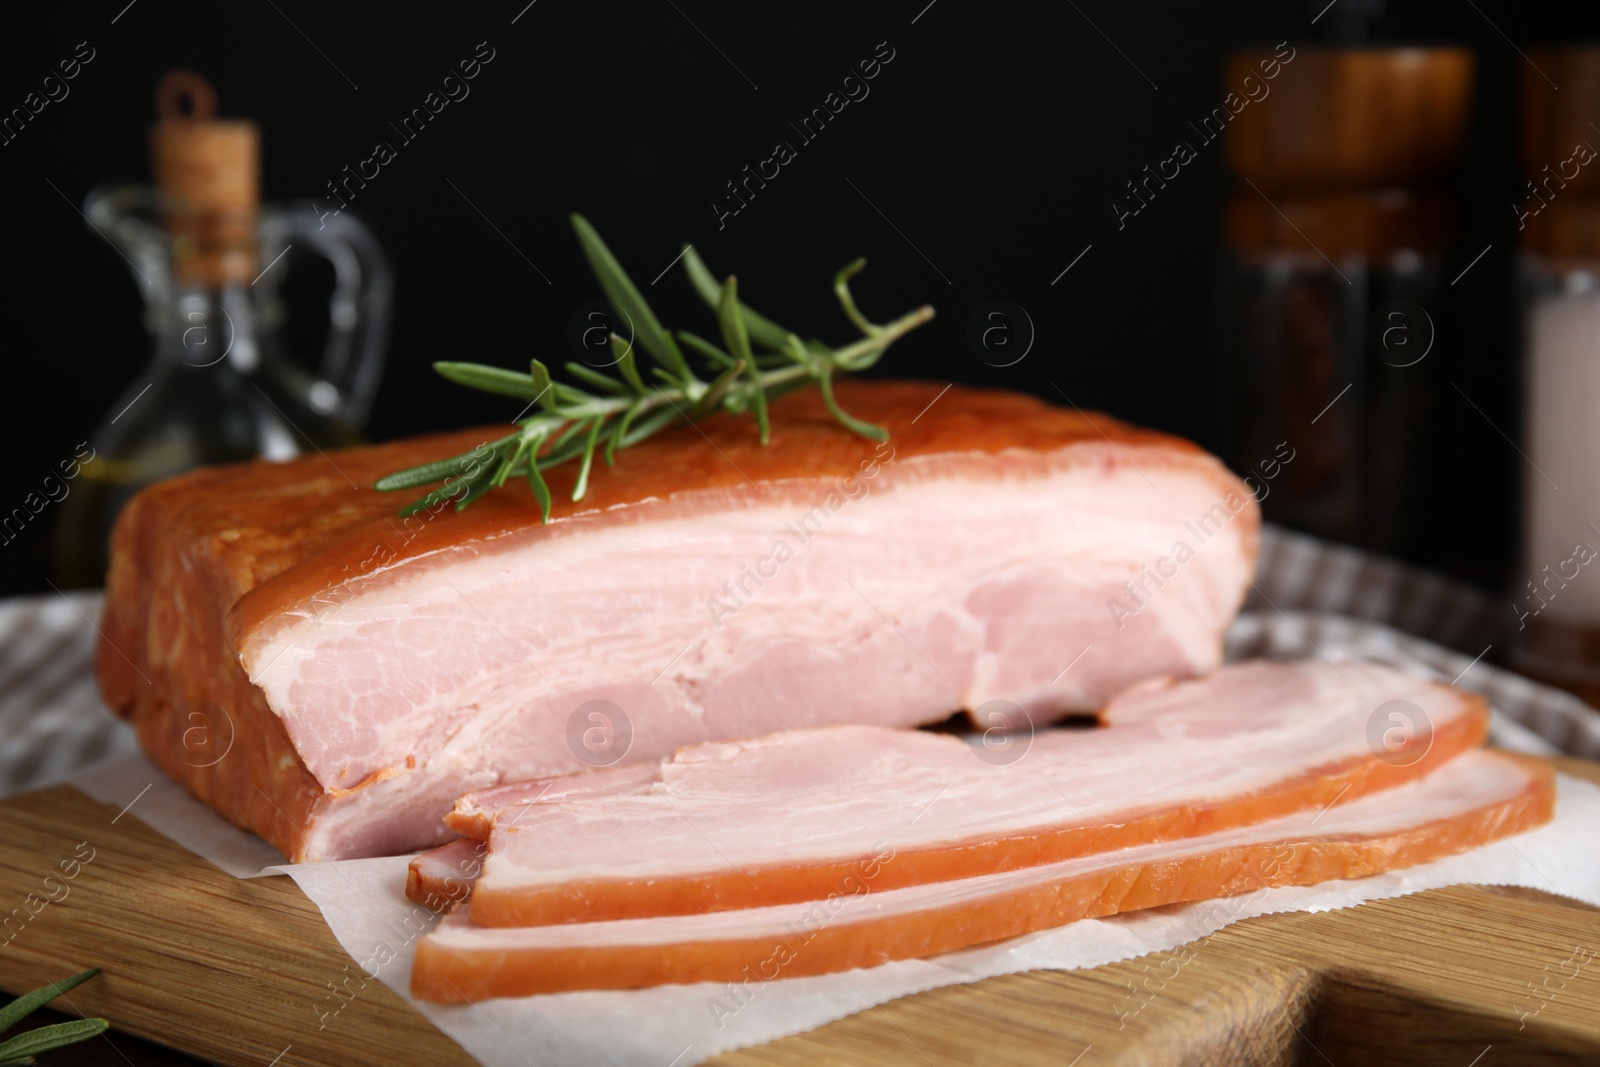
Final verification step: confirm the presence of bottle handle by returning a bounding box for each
[83,183,173,312]
[259,205,393,430]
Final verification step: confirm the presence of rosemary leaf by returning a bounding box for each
[374,435,516,492]
[529,361,559,414]
[619,406,682,448]
[454,482,497,513]
[676,331,736,369]
[0,969,100,1033]
[782,334,815,369]
[539,425,598,469]
[492,439,526,488]
[682,245,790,350]
[716,277,753,366]
[570,214,694,385]
[818,364,888,441]
[397,482,462,518]
[749,376,771,442]
[716,276,768,445]
[604,410,629,464]
[0,968,108,1066]
[840,346,887,372]
[571,418,604,502]
[435,362,545,401]
[398,464,497,516]
[453,458,501,512]
[692,357,749,418]
[564,362,632,395]
[604,399,643,463]
[833,258,876,335]
[524,442,553,522]
[0,1018,110,1063]
[611,334,647,394]
[550,417,589,453]
[552,382,597,406]
[763,375,816,402]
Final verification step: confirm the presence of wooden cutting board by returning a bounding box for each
[1,759,1598,1067]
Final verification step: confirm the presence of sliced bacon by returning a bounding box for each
[405,838,484,913]
[410,749,1552,1001]
[409,766,656,905]
[448,662,1487,925]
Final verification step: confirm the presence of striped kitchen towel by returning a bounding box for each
[0,590,140,799]
[1247,524,1506,655]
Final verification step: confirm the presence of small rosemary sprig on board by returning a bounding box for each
[0,968,108,1066]
[374,214,934,519]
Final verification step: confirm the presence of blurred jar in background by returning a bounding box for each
[1515,46,1600,706]
[51,72,391,588]
[1222,45,1474,559]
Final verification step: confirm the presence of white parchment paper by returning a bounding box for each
[72,749,1600,1067]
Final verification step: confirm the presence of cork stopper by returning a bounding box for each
[148,70,260,287]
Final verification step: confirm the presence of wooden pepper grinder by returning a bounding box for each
[1222,45,1474,560]
[148,69,260,287]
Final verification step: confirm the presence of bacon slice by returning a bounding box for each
[405,838,484,913]
[98,382,1259,861]
[409,768,657,905]
[407,766,657,904]
[446,662,1487,925]
[410,749,1552,1001]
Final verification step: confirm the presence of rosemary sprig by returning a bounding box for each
[374,214,934,519]
[0,968,108,1066]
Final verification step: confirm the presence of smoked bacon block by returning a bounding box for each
[409,750,1554,1001]
[96,382,1258,861]
[410,662,1487,922]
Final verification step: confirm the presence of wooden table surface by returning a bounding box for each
[1,759,1597,1067]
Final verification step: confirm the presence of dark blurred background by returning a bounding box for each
[2,0,1596,599]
